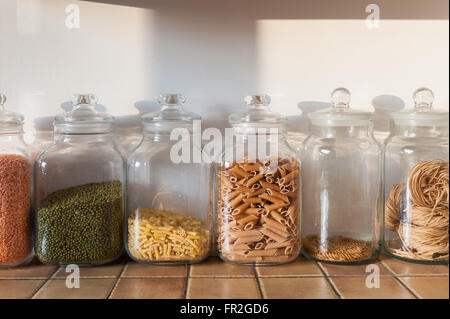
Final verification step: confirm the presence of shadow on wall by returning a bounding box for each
[113,100,160,157]
[31,0,434,157]
[372,94,405,134]
[84,0,449,19]
[33,101,149,158]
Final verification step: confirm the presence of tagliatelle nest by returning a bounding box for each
[385,159,449,261]
[408,160,449,210]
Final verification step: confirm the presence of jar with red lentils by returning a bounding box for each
[0,93,33,267]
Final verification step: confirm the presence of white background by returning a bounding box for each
[0,0,448,156]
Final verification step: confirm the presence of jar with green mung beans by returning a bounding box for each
[35,94,125,266]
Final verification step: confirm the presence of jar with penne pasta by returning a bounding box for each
[383,88,449,264]
[126,94,212,265]
[216,94,302,266]
[302,88,382,264]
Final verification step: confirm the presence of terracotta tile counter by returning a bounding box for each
[0,255,448,299]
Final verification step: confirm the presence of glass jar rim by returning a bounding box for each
[0,93,25,132]
[308,88,372,123]
[54,94,113,134]
[390,88,448,123]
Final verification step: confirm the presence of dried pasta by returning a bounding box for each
[303,235,374,262]
[217,157,301,264]
[385,159,449,261]
[128,209,211,262]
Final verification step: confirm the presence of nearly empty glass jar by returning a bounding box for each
[126,94,212,265]
[302,88,382,264]
[35,94,124,266]
[0,93,33,268]
[216,94,302,266]
[383,88,449,264]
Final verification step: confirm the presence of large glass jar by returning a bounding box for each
[302,88,382,264]
[216,94,302,266]
[35,94,124,266]
[383,88,448,264]
[126,94,212,265]
[0,94,33,267]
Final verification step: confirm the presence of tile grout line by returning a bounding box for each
[378,260,420,299]
[183,265,191,299]
[29,267,59,299]
[106,263,127,299]
[50,274,444,280]
[253,265,264,299]
[394,276,422,299]
[316,262,343,299]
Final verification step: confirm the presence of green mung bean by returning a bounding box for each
[36,181,123,265]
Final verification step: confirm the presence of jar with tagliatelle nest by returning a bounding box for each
[216,94,302,266]
[302,88,382,264]
[383,88,449,264]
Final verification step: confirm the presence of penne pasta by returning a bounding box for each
[246,173,264,187]
[218,158,301,263]
[265,240,294,249]
[244,208,264,215]
[270,211,287,225]
[260,227,286,243]
[243,220,258,231]
[229,193,245,209]
[266,188,289,203]
[259,193,284,204]
[235,235,264,244]
[230,166,252,178]
[237,214,258,225]
[242,163,261,171]
[246,188,266,198]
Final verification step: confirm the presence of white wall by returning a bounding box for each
[0,0,448,156]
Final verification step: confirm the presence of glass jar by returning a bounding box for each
[126,94,212,265]
[383,88,448,264]
[302,88,382,264]
[35,94,124,266]
[0,94,33,267]
[216,94,302,266]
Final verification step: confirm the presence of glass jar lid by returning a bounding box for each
[229,94,285,129]
[54,94,113,134]
[142,94,200,132]
[390,88,448,125]
[308,88,372,124]
[0,93,24,133]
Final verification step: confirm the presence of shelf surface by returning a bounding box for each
[0,254,448,299]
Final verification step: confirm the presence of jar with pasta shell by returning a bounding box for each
[126,94,212,265]
[383,88,449,264]
[216,94,302,266]
[302,88,382,264]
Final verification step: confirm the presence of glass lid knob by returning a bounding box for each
[0,93,6,108]
[72,94,98,106]
[413,87,434,111]
[158,93,186,106]
[244,94,271,106]
[331,87,351,109]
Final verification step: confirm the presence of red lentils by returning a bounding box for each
[0,154,32,266]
